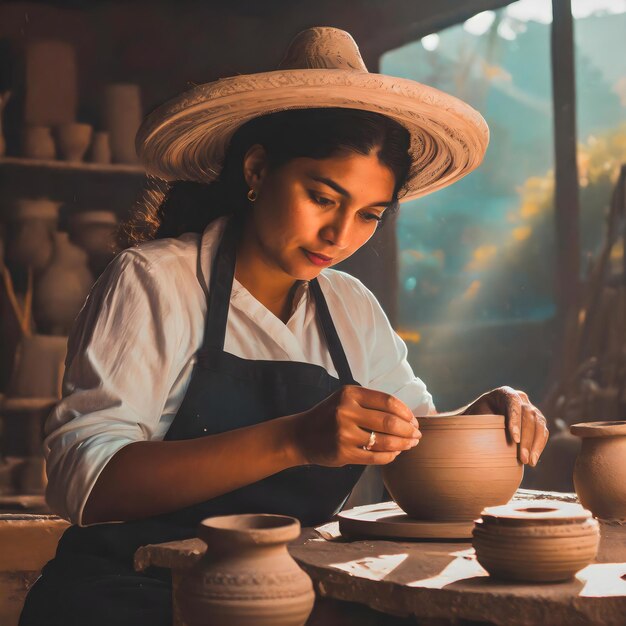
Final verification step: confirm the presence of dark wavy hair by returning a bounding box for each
[123,108,412,244]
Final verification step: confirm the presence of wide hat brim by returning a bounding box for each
[136,68,489,203]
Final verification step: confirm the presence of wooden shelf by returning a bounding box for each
[0,156,148,214]
[0,156,145,176]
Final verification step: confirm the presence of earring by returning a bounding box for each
[247,188,257,202]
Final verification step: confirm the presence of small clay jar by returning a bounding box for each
[383,414,523,521]
[5,198,60,271]
[472,500,599,582]
[177,514,315,626]
[68,210,117,276]
[89,131,112,164]
[33,232,93,335]
[55,122,93,162]
[571,421,626,520]
[21,126,56,160]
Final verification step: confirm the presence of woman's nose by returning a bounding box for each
[320,212,351,249]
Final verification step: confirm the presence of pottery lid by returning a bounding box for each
[570,420,626,438]
[479,500,593,525]
[198,513,301,547]
[416,414,505,430]
[12,198,61,221]
[69,211,117,225]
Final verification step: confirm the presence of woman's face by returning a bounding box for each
[243,146,396,282]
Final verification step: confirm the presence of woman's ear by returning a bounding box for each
[242,144,269,190]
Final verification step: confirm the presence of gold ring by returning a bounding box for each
[364,430,376,451]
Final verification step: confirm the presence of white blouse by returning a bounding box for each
[44,216,434,525]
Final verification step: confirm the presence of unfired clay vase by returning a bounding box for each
[21,126,55,160]
[33,232,93,335]
[6,334,66,399]
[177,514,314,626]
[472,500,599,582]
[6,198,60,271]
[571,421,626,520]
[68,210,117,276]
[89,131,112,164]
[23,40,77,126]
[103,83,142,163]
[382,414,523,521]
[54,122,93,162]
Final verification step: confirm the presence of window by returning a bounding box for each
[382,0,626,408]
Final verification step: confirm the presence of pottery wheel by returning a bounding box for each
[337,501,474,540]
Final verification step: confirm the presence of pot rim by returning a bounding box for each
[416,413,505,429]
[479,499,592,523]
[570,421,626,438]
[198,513,301,546]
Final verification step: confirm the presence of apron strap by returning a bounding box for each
[202,217,238,352]
[198,217,357,385]
[309,279,356,385]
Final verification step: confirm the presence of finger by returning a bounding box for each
[515,389,530,402]
[529,414,549,467]
[519,404,537,465]
[503,389,522,444]
[353,407,421,439]
[359,430,420,452]
[357,450,403,466]
[351,387,415,423]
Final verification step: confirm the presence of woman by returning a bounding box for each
[20,27,548,626]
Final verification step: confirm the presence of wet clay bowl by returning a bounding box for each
[382,414,522,521]
[473,500,599,582]
[571,420,626,521]
[177,514,314,626]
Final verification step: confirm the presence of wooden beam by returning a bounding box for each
[551,0,581,318]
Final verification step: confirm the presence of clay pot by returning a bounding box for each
[472,500,599,582]
[6,198,60,271]
[68,210,118,277]
[177,514,315,626]
[103,83,142,164]
[6,333,66,399]
[21,126,55,160]
[33,232,93,335]
[382,414,523,521]
[89,131,112,164]
[54,122,93,162]
[571,421,626,520]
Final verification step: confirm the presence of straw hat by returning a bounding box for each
[136,26,489,202]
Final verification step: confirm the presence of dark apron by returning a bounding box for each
[20,217,364,626]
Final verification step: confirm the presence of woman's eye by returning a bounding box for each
[362,212,383,223]
[308,192,334,206]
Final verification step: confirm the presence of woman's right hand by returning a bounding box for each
[291,385,421,467]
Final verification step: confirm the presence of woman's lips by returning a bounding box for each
[303,249,333,266]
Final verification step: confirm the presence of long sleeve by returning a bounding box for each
[44,248,198,525]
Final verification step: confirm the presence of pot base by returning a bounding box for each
[338,501,474,540]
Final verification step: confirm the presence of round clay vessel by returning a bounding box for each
[55,122,93,162]
[571,421,626,520]
[177,514,315,626]
[103,83,142,163]
[21,126,56,160]
[33,232,93,335]
[89,131,112,164]
[472,500,599,582]
[383,414,522,521]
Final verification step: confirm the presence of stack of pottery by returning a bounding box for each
[177,514,314,626]
[383,414,523,522]
[570,421,626,521]
[472,500,599,582]
[68,210,118,276]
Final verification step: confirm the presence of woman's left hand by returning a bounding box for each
[464,386,549,466]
